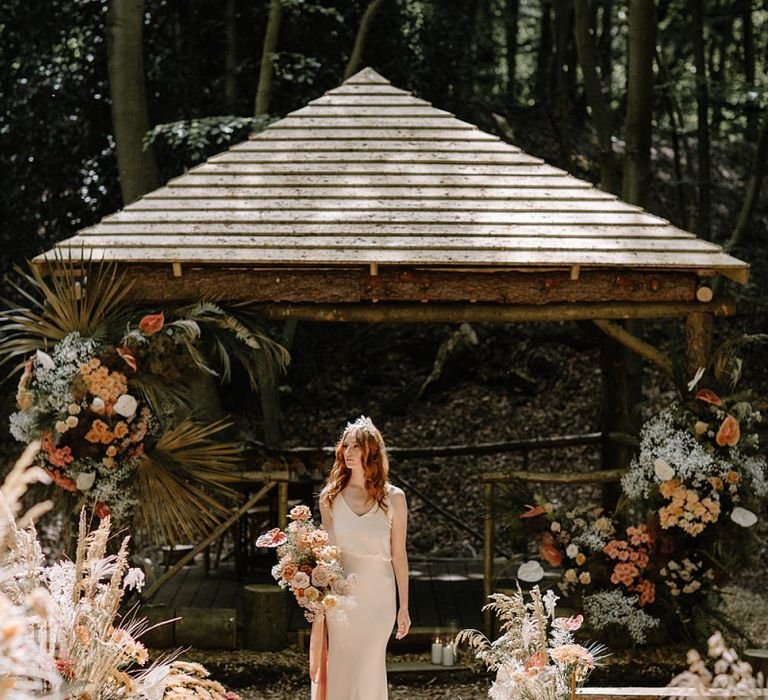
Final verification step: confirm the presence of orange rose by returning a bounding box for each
[139,312,165,336]
[715,415,740,447]
[695,389,722,405]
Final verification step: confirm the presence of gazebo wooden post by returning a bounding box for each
[684,310,715,380]
[599,332,630,508]
[483,479,495,638]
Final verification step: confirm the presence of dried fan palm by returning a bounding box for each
[136,418,243,544]
[0,250,134,374]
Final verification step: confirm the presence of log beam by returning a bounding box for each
[250,299,735,323]
[593,319,674,374]
[117,265,700,306]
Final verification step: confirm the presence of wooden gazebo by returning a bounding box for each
[35,67,752,642]
[37,67,747,362]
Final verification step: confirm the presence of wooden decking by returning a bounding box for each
[146,556,513,633]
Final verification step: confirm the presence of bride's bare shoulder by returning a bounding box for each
[387,484,406,502]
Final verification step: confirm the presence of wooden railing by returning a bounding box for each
[481,432,636,636]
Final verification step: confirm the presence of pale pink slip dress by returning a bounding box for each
[325,485,396,699]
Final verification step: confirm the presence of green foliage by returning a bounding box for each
[144,115,272,176]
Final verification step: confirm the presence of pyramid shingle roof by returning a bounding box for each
[37,67,748,286]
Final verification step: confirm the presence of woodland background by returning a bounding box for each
[1,0,768,560]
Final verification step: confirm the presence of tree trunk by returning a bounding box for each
[743,2,757,140]
[656,48,692,229]
[225,0,237,111]
[709,12,731,137]
[344,0,388,79]
[724,108,768,253]
[254,0,281,116]
[596,0,613,87]
[622,0,655,208]
[574,0,617,193]
[107,0,159,205]
[692,0,711,239]
[505,0,520,100]
[600,333,629,509]
[534,1,553,103]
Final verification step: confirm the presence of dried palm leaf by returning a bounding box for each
[135,418,243,544]
[0,249,134,374]
[173,300,290,390]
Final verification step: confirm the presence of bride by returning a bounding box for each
[316,416,411,699]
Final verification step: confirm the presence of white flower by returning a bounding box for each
[75,472,96,491]
[123,568,146,592]
[653,459,675,481]
[114,393,138,418]
[35,349,55,371]
[91,397,105,412]
[566,544,579,559]
[291,572,310,589]
[730,507,757,527]
[516,560,544,583]
[551,521,561,533]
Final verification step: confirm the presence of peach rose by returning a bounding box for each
[311,565,332,588]
[322,594,338,610]
[304,586,320,601]
[289,505,312,521]
[281,562,298,582]
[291,572,310,589]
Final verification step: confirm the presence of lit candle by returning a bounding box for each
[431,637,443,664]
[442,642,456,666]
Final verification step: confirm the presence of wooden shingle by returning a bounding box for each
[36,67,749,288]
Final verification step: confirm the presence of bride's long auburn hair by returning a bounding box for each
[321,420,390,513]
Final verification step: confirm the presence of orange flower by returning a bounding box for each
[633,579,656,606]
[94,502,111,519]
[520,504,549,519]
[716,416,740,447]
[117,346,138,372]
[114,422,129,439]
[139,312,165,336]
[524,651,547,675]
[696,389,722,405]
[540,542,563,567]
[46,469,78,493]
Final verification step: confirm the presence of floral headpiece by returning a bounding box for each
[345,415,376,435]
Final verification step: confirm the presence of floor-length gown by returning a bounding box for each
[325,486,396,699]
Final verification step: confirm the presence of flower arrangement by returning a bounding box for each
[1,254,289,544]
[257,504,356,623]
[456,585,607,700]
[0,443,240,699]
[668,632,766,698]
[506,337,768,646]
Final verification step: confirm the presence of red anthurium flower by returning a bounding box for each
[716,415,740,447]
[139,312,165,336]
[540,542,563,567]
[117,346,138,372]
[94,501,111,519]
[553,614,584,631]
[695,389,722,406]
[524,651,548,675]
[256,527,287,548]
[520,504,549,519]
